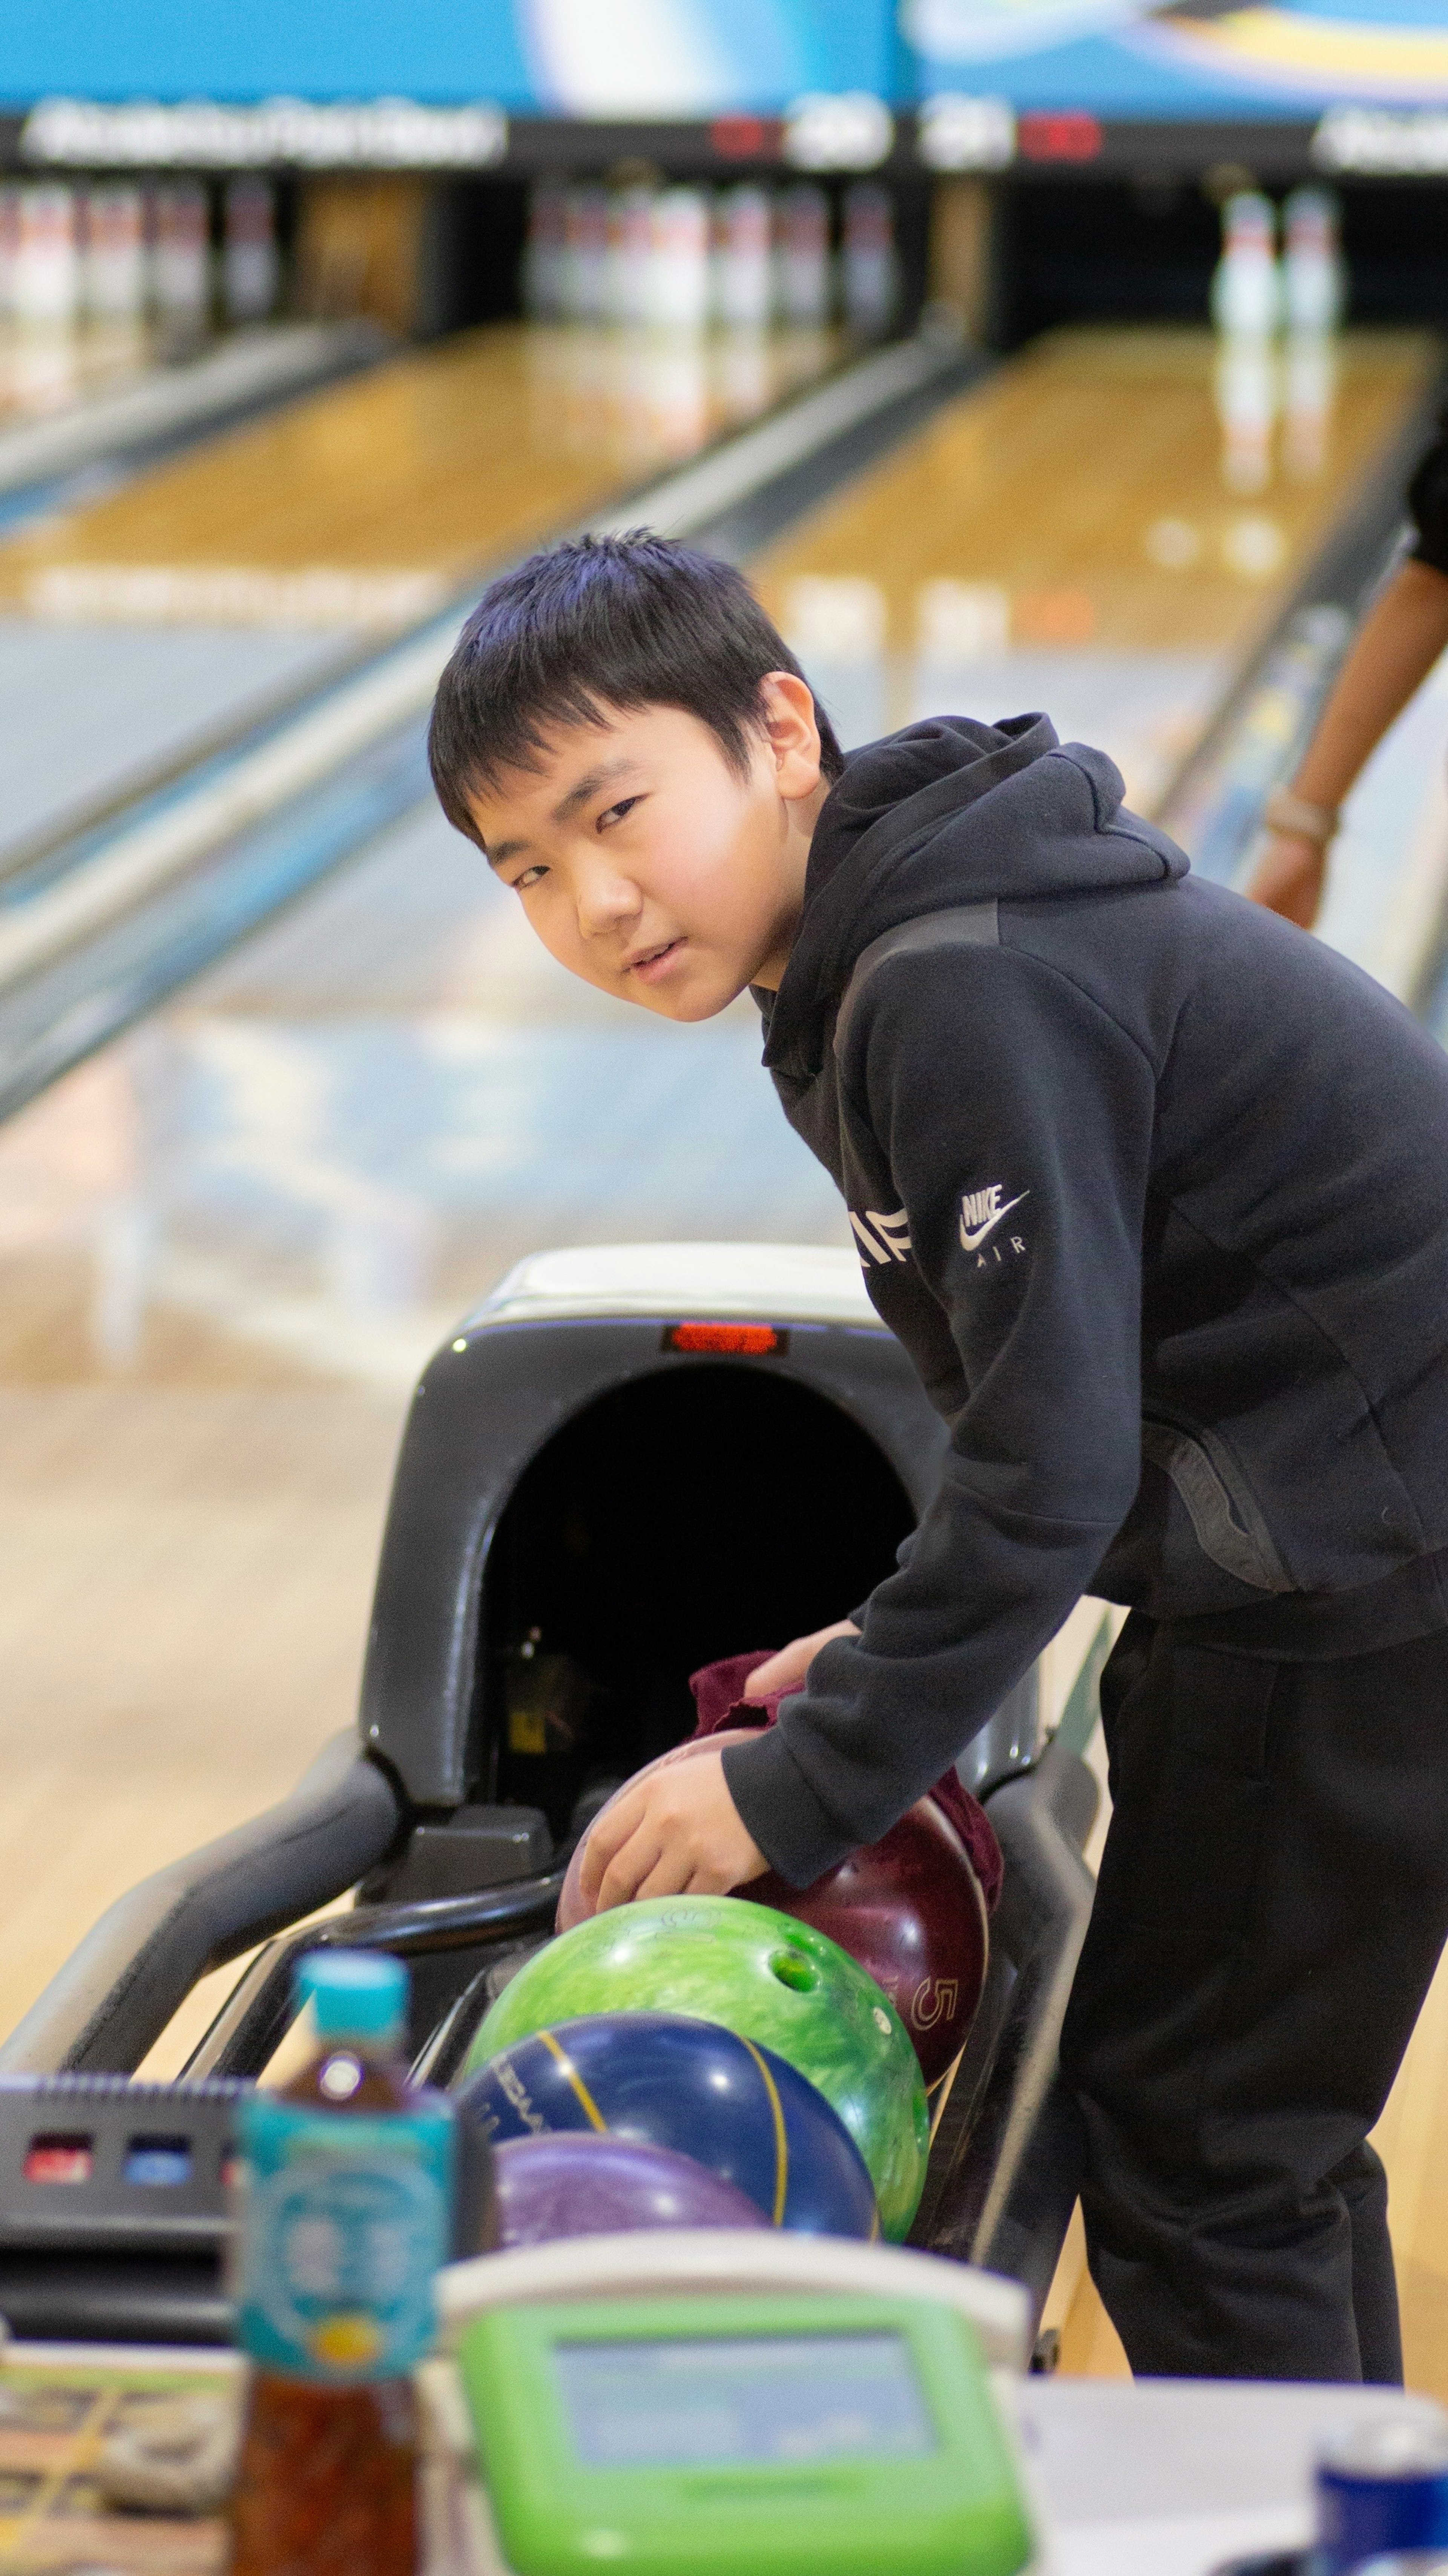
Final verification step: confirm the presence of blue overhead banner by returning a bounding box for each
[4,0,1448,143]
[0,0,896,114]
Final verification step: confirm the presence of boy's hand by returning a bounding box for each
[744,1618,860,1700]
[579,1748,767,1914]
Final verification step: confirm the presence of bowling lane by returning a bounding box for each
[751,324,1437,820]
[0,318,841,865]
[0,318,1434,2090]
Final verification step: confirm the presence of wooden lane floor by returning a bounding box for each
[751,325,1439,817]
[0,319,841,628]
[2,323,1448,2388]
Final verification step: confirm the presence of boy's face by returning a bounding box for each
[468,679,826,1021]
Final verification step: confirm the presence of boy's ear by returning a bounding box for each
[758,672,824,800]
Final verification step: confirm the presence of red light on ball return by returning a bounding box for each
[664,1321,786,1356]
[25,2135,93,2184]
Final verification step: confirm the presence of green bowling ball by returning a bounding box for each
[464,1895,930,2241]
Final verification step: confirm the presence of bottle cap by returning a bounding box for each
[297,1950,407,2043]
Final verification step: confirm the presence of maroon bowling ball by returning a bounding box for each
[491,2131,768,2248]
[559,1728,988,2086]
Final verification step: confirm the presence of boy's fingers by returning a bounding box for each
[632,1850,696,1903]
[682,1856,741,1897]
[578,1788,644,1902]
[595,1821,664,1913]
[744,1620,859,1699]
[742,1646,807,1698]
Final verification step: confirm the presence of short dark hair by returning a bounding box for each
[428,530,845,846]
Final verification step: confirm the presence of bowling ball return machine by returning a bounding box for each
[0,1245,1099,2348]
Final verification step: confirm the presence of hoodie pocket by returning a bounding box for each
[1140,1419,1295,1596]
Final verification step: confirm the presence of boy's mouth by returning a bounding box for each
[625,938,685,984]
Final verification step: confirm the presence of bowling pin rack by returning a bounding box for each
[0,1243,1100,2349]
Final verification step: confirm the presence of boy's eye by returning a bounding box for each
[514,863,548,890]
[599,795,641,830]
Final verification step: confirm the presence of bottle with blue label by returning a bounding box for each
[226,1950,454,2576]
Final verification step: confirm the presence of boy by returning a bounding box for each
[429,531,1448,2386]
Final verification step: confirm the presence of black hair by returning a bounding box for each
[427,530,845,846]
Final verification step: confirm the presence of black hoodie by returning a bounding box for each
[720,714,1448,1889]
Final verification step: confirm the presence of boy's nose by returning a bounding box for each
[575,866,641,941]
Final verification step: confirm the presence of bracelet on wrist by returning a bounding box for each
[1264,788,1340,847]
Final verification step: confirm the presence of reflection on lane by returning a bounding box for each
[753,326,1436,819]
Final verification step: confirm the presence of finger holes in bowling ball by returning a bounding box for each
[768,1950,819,1994]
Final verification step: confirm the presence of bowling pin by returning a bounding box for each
[13,185,81,330]
[1282,187,1345,335]
[916,578,1011,666]
[713,186,774,329]
[522,184,569,322]
[776,183,833,329]
[646,187,710,331]
[605,186,654,328]
[1283,328,1338,479]
[1210,191,1281,340]
[222,180,279,325]
[83,186,147,328]
[152,183,212,332]
[1215,332,1278,495]
[0,186,19,324]
[563,186,608,324]
[784,573,887,748]
[641,331,709,457]
[842,183,897,339]
[714,324,772,422]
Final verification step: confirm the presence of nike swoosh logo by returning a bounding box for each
[960,1191,1029,1251]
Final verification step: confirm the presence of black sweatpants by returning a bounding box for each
[1059,1612,1448,2382]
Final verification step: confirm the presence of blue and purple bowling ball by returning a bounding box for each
[492,2132,766,2248]
[455,2010,879,2239]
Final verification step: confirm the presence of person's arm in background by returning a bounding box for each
[1249,411,1448,930]
[1247,560,1448,927]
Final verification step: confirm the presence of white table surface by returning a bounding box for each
[1018,2376,1448,2576]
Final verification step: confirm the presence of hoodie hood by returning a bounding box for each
[763,713,1188,1077]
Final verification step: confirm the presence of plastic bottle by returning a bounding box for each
[226,1951,454,2576]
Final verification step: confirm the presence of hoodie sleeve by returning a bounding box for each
[722,940,1154,1887]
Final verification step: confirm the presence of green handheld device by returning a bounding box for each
[457,2289,1034,2576]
